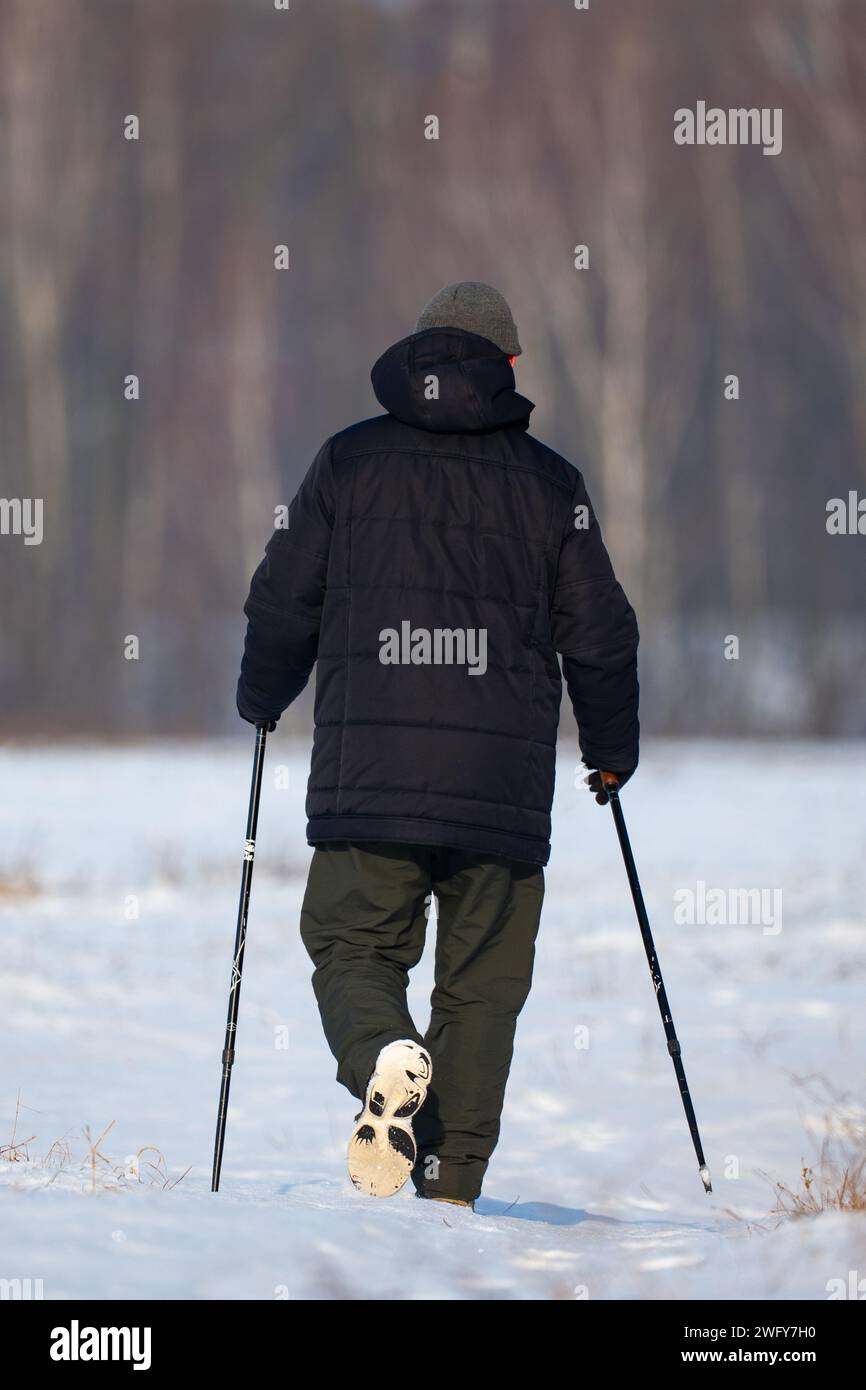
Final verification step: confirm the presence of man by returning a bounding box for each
[237,282,639,1210]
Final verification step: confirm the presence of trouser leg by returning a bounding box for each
[412,850,544,1203]
[299,841,431,1099]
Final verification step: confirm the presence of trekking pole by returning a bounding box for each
[211,723,269,1192]
[600,771,712,1194]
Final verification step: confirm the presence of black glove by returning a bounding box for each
[583,765,635,805]
[237,706,277,732]
[237,683,278,732]
[237,705,277,734]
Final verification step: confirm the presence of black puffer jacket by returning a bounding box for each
[238,327,639,865]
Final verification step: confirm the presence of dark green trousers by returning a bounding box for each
[300,841,544,1203]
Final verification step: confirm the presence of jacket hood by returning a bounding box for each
[371,327,534,434]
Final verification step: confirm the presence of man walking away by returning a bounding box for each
[237,282,639,1209]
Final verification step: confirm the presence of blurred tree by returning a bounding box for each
[0,0,863,736]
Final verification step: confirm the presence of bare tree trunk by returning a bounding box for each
[8,1,71,516]
[598,29,648,599]
[121,0,183,665]
[698,148,767,616]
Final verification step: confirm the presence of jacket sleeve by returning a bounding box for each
[549,470,640,774]
[236,438,335,724]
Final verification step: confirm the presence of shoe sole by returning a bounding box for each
[348,1042,432,1198]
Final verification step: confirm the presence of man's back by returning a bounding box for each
[236,283,640,1207]
[238,324,639,864]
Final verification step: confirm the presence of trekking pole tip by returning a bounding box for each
[699,1165,712,1194]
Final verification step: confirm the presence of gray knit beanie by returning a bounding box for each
[415,281,522,356]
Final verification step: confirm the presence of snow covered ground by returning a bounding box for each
[1,738,865,1301]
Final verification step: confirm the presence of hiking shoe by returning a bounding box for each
[421,1194,475,1211]
[347,1040,432,1198]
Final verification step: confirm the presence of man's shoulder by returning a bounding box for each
[324,415,581,496]
[328,413,400,456]
[518,430,580,495]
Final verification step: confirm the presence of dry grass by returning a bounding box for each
[0,1091,36,1162]
[768,1147,866,1217]
[767,1075,866,1218]
[0,858,41,900]
[2,1093,191,1192]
